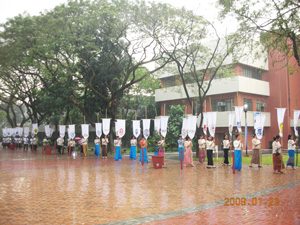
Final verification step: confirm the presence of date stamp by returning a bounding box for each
[224,197,279,206]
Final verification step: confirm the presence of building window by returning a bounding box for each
[163,76,176,87]
[243,99,253,111]
[211,99,234,112]
[256,100,265,112]
[242,66,262,80]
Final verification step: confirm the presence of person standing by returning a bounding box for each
[206,135,215,168]
[198,135,206,164]
[272,135,284,174]
[114,136,122,161]
[94,136,100,156]
[232,134,242,171]
[129,136,137,159]
[158,138,166,163]
[82,137,88,157]
[184,137,195,167]
[178,135,184,163]
[286,134,298,169]
[139,137,149,163]
[69,138,75,154]
[222,134,231,166]
[101,135,108,159]
[57,136,64,154]
[32,135,38,152]
[23,136,28,151]
[250,134,261,168]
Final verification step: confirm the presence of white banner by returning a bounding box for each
[68,125,76,139]
[142,119,151,140]
[160,116,169,138]
[2,128,7,137]
[253,112,260,130]
[117,119,126,138]
[45,125,51,137]
[23,127,29,137]
[228,112,235,135]
[59,125,66,138]
[115,121,119,136]
[207,112,217,138]
[294,110,300,137]
[16,127,22,136]
[255,114,266,140]
[154,118,161,134]
[277,108,286,138]
[202,112,208,135]
[132,120,141,138]
[235,106,243,133]
[181,118,188,139]
[95,123,102,138]
[81,124,89,139]
[102,119,111,135]
[32,123,38,135]
[187,115,197,139]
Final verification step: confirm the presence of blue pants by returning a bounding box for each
[129,146,137,159]
[95,145,100,156]
[232,150,242,170]
[139,147,149,162]
[115,146,122,161]
[178,147,184,162]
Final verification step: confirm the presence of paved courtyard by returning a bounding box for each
[0,147,299,224]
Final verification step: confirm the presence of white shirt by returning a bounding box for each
[57,137,64,146]
[32,137,38,145]
[206,140,215,150]
[130,139,137,146]
[252,138,261,149]
[94,139,100,145]
[233,140,242,150]
[81,138,88,146]
[223,140,230,149]
[69,140,75,147]
[114,139,122,147]
[23,137,28,144]
[102,138,108,145]
[272,141,281,154]
[198,139,206,148]
[288,140,296,151]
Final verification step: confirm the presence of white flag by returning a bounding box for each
[81,124,89,139]
[132,120,141,138]
[24,127,29,137]
[181,118,188,139]
[228,112,235,135]
[142,119,151,140]
[154,118,161,134]
[207,112,217,138]
[115,121,119,137]
[117,120,126,138]
[16,127,22,136]
[187,115,197,139]
[294,110,300,137]
[59,125,66,138]
[235,106,243,133]
[95,123,102,138]
[202,112,208,135]
[102,119,111,135]
[45,125,51,137]
[253,112,260,130]
[255,114,266,140]
[68,125,76,139]
[32,123,38,135]
[12,128,17,137]
[2,128,7,137]
[277,108,286,138]
[160,116,169,138]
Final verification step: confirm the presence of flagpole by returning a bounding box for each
[296,96,299,167]
[209,97,216,164]
[259,102,263,167]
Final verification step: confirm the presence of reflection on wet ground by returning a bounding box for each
[0,148,299,224]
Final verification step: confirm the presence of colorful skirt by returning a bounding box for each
[251,149,260,165]
[273,153,284,171]
[129,146,137,159]
[158,148,165,162]
[286,150,295,167]
[199,148,206,163]
[232,150,242,170]
[184,147,194,166]
[178,147,184,162]
[95,145,100,156]
[114,146,122,161]
[139,147,149,162]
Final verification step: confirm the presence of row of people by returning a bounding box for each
[2,136,38,151]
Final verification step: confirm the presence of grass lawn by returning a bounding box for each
[194,154,300,167]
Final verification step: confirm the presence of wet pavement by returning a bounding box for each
[0,147,299,224]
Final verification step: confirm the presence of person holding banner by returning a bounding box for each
[250,134,261,168]
[94,136,100,156]
[32,135,38,152]
[129,136,137,160]
[222,134,231,166]
[101,135,108,159]
[139,137,149,163]
[178,135,184,162]
[184,137,195,167]
[69,138,75,154]
[232,134,242,171]
[23,137,28,151]
[57,136,64,154]
[114,136,122,161]
[206,135,215,168]
[286,134,298,169]
[198,135,206,164]
[272,135,284,174]
[81,137,88,156]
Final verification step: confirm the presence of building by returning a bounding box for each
[155,47,300,150]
